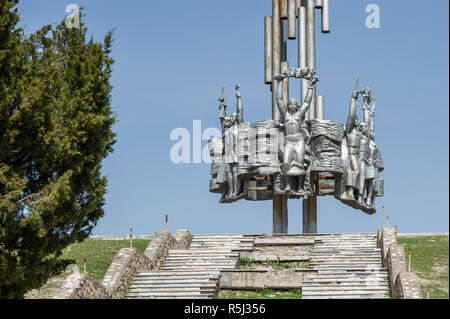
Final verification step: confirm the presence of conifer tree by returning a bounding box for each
[0,1,116,298]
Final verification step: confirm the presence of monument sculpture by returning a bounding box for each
[208,0,384,233]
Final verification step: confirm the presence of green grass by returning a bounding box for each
[239,257,257,266]
[61,239,150,281]
[270,261,309,269]
[218,288,301,299]
[25,239,150,298]
[397,235,448,299]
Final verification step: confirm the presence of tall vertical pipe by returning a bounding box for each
[272,0,281,121]
[298,4,308,119]
[306,0,316,120]
[322,0,330,33]
[272,0,288,234]
[265,16,273,84]
[302,0,318,234]
[280,0,288,19]
[316,96,324,120]
[281,61,289,107]
[281,20,288,62]
[288,0,297,39]
[315,0,323,8]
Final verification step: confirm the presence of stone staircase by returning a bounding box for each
[302,233,390,299]
[127,235,253,299]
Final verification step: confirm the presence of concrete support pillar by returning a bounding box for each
[273,194,288,234]
[302,196,317,233]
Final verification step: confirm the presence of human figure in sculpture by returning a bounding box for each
[358,87,375,207]
[344,77,364,200]
[273,67,319,193]
[358,121,370,206]
[219,85,244,198]
[365,102,378,207]
[361,88,374,124]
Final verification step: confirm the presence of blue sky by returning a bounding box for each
[16,1,449,235]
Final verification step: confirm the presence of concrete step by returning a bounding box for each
[127,292,214,299]
[168,252,239,257]
[135,271,220,279]
[310,263,383,267]
[191,240,254,244]
[189,245,253,250]
[311,249,380,252]
[311,253,381,256]
[311,266,384,270]
[316,267,387,272]
[302,294,389,299]
[128,295,213,299]
[134,276,220,282]
[163,262,237,267]
[302,290,389,296]
[302,286,388,292]
[128,287,217,294]
[164,260,237,264]
[131,283,218,289]
[310,256,382,260]
[304,276,388,282]
[302,281,389,286]
[311,258,381,261]
[162,267,236,271]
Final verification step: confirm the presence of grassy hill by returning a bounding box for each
[397,235,449,299]
[25,239,150,299]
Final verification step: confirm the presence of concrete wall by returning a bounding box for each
[54,229,192,299]
[378,227,422,299]
[53,274,110,299]
[102,248,153,299]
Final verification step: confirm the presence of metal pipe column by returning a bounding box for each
[298,3,307,117]
[272,0,288,234]
[302,0,317,233]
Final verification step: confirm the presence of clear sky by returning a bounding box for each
[16,1,449,235]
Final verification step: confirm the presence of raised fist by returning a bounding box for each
[361,88,372,101]
[235,84,241,98]
[308,74,319,88]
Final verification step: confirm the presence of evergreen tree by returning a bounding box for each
[0,1,116,298]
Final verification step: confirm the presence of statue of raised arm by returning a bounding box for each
[217,86,242,201]
[219,86,227,130]
[364,96,379,209]
[344,76,362,200]
[218,87,237,131]
[361,87,373,125]
[235,84,244,124]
